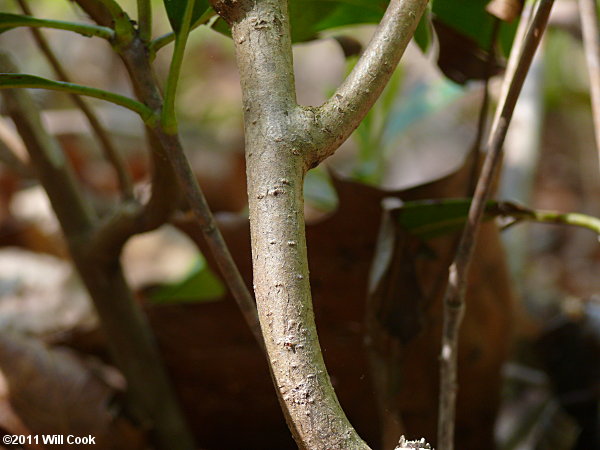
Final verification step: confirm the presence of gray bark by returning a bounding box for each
[210,0,428,447]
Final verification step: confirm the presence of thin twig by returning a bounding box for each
[161,0,194,134]
[490,0,536,134]
[578,0,600,176]
[148,3,263,344]
[307,0,429,167]
[437,1,555,449]
[17,0,134,200]
[154,129,264,350]
[69,0,112,27]
[494,202,600,234]
[87,33,183,261]
[100,1,262,347]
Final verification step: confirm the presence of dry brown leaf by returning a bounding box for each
[0,373,43,450]
[0,334,146,450]
[434,20,504,84]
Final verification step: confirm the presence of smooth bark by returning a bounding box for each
[211,0,427,447]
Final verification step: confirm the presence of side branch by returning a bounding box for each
[153,129,264,348]
[88,35,182,262]
[305,0,428,167]
[88,21,262,348]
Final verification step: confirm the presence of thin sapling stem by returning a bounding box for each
[161,0,195,134]
[137,0,153,42]
[437,1,555,449]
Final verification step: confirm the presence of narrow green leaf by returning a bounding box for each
[392,199,600,239]
[162,0,209,32]
[0,74,156,124]
[0,13,114,40]
[148,256,225,304]
[392,198,494,239]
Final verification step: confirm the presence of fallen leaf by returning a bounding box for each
[0,334,146,450]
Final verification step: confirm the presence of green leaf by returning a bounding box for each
[289,0,517,55]
[431,0,519,56]
[0,74,156,124]
[163,0,210,32]
[0,13,114,40]
[393,199,600,239]
[211,0,388,43]
[431,0,494,49]
[286,0,516,53]
[392,198,496,239]
[148,255,225,304]
[209,0,518,76]
[292,0,387,42]
[289,0,387,42]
